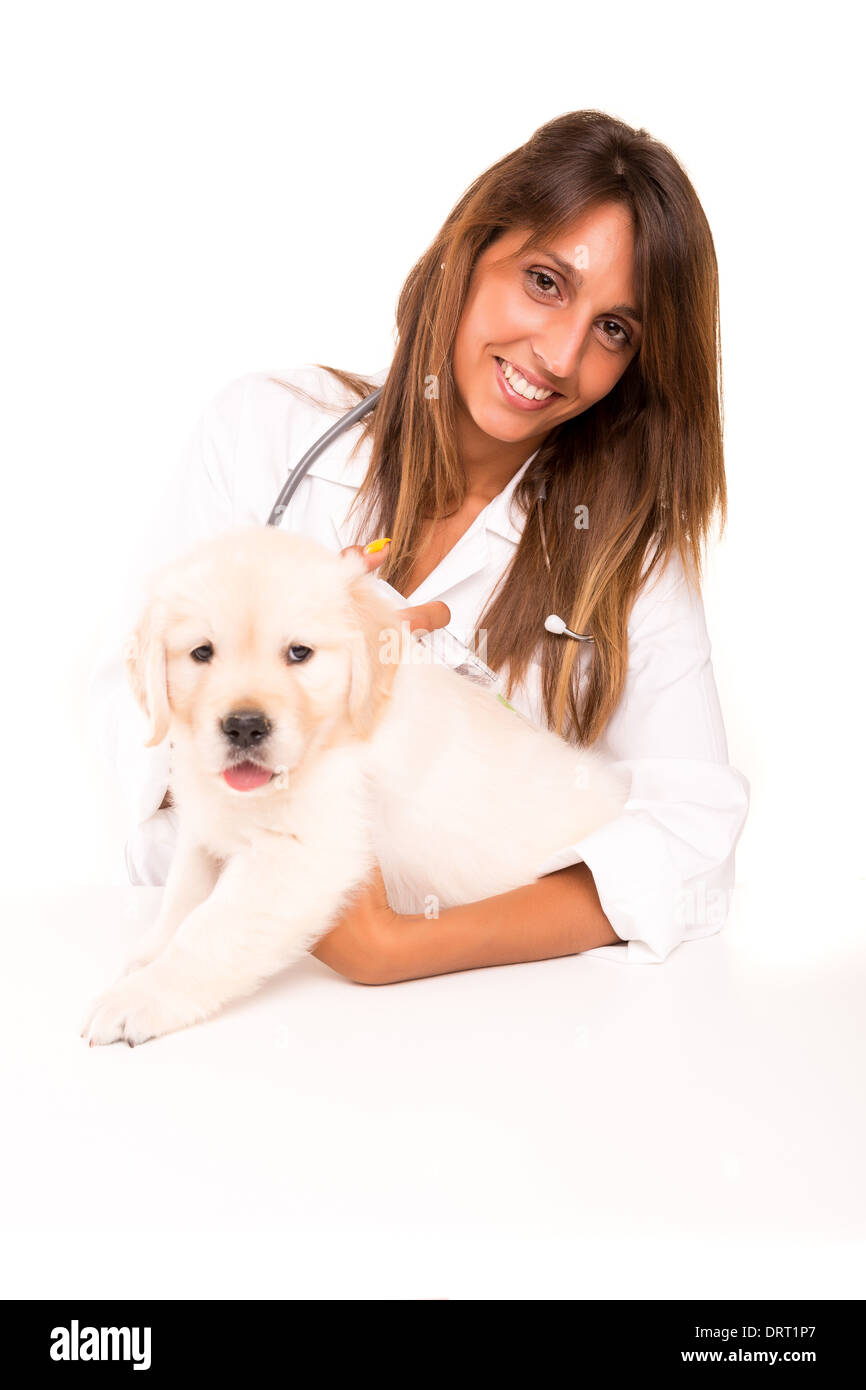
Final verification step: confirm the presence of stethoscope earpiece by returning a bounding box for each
[545,614,595,643]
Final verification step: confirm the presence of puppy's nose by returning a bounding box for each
[221,710,271,750]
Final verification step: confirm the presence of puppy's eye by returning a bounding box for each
[190,644,214,663]
[286,644,313,664]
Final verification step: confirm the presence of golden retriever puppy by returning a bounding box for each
[82,526,628,1045]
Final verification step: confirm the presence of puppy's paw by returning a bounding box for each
[81,965,199,1047]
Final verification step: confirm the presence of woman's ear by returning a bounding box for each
[123,597,171,747]
[345,574,401,740]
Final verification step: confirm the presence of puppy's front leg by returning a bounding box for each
[82,834,372,1046]
[121,833,222,975]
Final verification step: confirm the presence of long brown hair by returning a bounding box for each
[270,109,727,746]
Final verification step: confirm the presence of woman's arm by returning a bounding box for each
[310,858,620,985]
[380,861,620,983]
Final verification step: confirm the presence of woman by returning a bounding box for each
[89,109,750,983]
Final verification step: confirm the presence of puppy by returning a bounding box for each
[83,526,628,1045]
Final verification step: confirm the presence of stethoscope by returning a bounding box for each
[266,387,594,643]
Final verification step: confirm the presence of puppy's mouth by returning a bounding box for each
[222,760,276,792]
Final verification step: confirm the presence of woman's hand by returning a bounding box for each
[344,538,451,637]
[309,859,402,985]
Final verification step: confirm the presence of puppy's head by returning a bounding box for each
[124,527,402,794]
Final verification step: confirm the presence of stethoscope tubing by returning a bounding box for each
[266,386,383,527]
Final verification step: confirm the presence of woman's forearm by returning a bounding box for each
[382,862,623,983]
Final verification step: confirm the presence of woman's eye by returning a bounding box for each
[287,644,313,664]
[600,319,632,348]
[190,644,214,663]
[525,268,561,301]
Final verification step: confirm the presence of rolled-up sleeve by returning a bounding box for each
[533,552,751,964]
[87,374,249,883]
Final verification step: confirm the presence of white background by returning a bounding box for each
[1,0,863,1302]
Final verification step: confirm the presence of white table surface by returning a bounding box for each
[2,876,864,1301]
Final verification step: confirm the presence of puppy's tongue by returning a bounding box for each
[223,761,273,791]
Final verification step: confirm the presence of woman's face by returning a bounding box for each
[451,202,643,459]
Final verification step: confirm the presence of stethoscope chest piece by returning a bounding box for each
[544,614,595,643]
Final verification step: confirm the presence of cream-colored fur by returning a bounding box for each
[83,526,628,1045]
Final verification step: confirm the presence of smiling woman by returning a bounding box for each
[272,110,748,975]
[90,108,749,980]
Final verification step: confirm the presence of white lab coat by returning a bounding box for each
[87,364,750,965]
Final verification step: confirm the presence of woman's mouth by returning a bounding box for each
[493,356,563,411]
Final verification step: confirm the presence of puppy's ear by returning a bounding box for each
[123,597,171,747]
[345,574,401,740]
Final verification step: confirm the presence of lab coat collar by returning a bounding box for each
[311,433,539,547]
[326,446,539,606]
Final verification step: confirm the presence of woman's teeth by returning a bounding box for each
[496,357,557,401]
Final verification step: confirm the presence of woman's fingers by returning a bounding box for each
[340,540,390,573]
[398,600,451,634]
[340,541,451,634]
